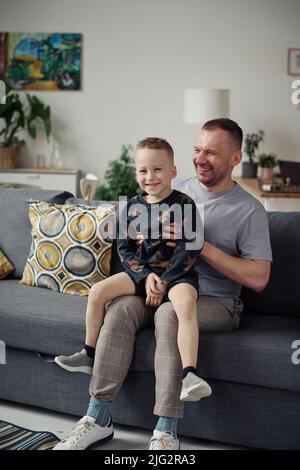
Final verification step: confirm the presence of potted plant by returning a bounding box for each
[0,86,51,168]
[256,152,277,181]
[94,145,140,200]
[242,130,264,178]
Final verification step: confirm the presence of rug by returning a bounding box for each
[0,420,60,450]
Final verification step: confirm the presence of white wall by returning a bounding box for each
[1,0,300,182]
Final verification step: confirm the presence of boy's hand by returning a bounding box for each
[145,273,167,307]
[145,293,163,307]
[145,273,166,295]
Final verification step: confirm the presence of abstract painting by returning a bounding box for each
[5,33,82,90]
[0,33,6,81]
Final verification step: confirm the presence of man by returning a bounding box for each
[54,118,272,451]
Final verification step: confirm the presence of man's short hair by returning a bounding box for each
[136,137,174,163]
[202,118,243,150]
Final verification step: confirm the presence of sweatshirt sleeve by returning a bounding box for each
[116,201,152,285]
[160,199,204,285]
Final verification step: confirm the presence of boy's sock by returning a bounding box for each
[155,416,178,438]
[84,344,95,359]
[87,397,112,427]
[182,366,197,380]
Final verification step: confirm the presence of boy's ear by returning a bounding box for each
[172,166,177,178]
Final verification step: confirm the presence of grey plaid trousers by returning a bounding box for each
[90,295,240,418]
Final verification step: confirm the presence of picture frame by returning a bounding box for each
[288,48,300,76]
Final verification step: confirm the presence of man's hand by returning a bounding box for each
[145,273,167,307]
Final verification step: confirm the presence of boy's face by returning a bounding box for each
[135,148,177,200]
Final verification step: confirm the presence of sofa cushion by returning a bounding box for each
[20,201,115,296]
[0,189,74,278]
[197,313,300,393]
[241,211,300,318]
[1,279,299,393]
[0,249,14,279]
[0,280,87,355]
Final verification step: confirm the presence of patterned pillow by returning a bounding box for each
[0,249,14,279]
[20,201,116,296]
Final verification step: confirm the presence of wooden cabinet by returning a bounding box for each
[235,177,300,211]
[0,168,80,197]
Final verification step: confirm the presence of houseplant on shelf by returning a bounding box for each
[94,145,140,200]
[242,130,264,178]
[256,153,277,181]
[0,86,52,168]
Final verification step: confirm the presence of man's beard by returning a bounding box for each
[196,165,227,187]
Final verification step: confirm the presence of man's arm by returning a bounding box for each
[200,241,271,292]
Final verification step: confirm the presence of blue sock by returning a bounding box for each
[155,416,178,438]
[87,397,112,427]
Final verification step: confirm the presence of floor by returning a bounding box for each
[0,400,246,450]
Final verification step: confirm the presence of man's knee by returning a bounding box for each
[154,301,178,339]
[103,295,145,332]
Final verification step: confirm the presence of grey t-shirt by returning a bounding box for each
[172,177,272,299]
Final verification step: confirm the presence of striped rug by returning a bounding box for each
[0,420,60,450]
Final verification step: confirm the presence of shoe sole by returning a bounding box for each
[54,357,93,374]
[180,383,212,401]
[87,431,114,449]
[53,432,114,450]
[149,443,180,450]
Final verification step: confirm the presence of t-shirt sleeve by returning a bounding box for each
[237,205,272,261]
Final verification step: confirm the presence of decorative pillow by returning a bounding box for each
[0,249,14,279]
[20,201,116,296]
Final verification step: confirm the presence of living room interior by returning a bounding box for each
[0,0,300,451]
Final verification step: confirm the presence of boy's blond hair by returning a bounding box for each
[136,137,174,163]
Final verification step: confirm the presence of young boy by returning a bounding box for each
[55,137,212,402]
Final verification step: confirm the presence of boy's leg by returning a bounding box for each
[85,272,136,348]
[167,283,198,368]
[167,283,212,401]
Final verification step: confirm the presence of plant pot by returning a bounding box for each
[260,167,273,181]
[0,146,21,169]
[242,161,257,178]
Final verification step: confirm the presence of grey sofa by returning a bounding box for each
[0,188,300,450]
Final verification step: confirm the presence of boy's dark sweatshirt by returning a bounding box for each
[117,189,203,288]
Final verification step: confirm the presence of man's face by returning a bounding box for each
[192,128,241,187]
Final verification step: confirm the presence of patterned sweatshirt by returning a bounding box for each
[117,190,203,287]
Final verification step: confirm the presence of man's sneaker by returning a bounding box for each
[180,372,212,401]
[54,349,94,374]
[52,416,114,450]
[149,430,180,450]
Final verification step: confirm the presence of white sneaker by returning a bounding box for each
[149,430,180,450]
[52,416,114,450]
[180,372,212,401]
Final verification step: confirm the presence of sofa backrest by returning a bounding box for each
[241,212,300,318]
[67,202,300,318]
[0,188,73,278]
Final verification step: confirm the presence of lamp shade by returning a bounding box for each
[184,89,230,124]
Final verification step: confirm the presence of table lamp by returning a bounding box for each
[184,89,230,124]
